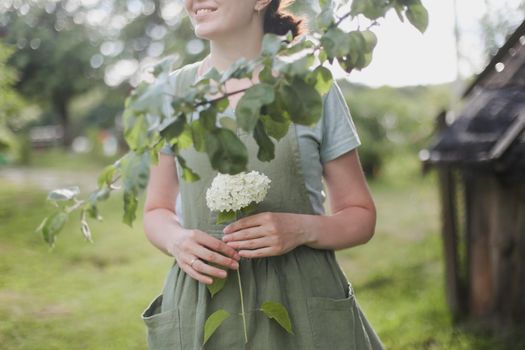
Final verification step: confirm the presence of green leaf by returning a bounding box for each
[123,191,138,227]
[306,66,333,96]
[258,63,277,84]
[160,113,187,141]
[253,120,275,162]
[351,0,390,20]
[205,128,248,175]
[217,210,236,224]
[260,115,290,141]
[47,186,80,202]
[202,67,222,81]
[261,33,283,56]
[121,152,150,226]
[176,123,194,150]
[240,201,258,216]
[203,309,231,345]
[260,301,294,335]
[200,106,218,131]
[190,119,206,152]
[280,78,322,127]
[123,109,150,151]
[41,211,68,246]
[235,83,275,133]
[176,156,200,182]
[279,55,315,78]
[220,57,251,83]
[97,164,116,188]
[406,1,429,33]
[316,7,335,30]
[206,266,228,298]
[320,27,351,59]
[219,117,237,132]
[361,30,378,51]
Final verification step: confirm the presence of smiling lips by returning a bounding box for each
[195,7,217,17]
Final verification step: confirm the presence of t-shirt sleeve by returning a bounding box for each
[319,80,361,164]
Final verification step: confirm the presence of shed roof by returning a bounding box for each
[425,20,525,179]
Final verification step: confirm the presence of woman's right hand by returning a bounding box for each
[168,228,241,285]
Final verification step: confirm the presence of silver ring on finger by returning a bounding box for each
[189,257,199,268]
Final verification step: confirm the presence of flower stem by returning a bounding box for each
[234,210,249,344]
[237,267,248,344]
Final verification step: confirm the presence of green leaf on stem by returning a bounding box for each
[260,301,294,335]
[203,309,231,345]
[200,106,218,131]
[280,78,322,127]
[190,119,206,152]
[123,109,149,152]
[39,211,69,246]
[261,33,284,56]
[351,0,389,20]
[235,83,275,133]
[306,66,333,96]
[240,202,258,216]
[219,117,237,132]
[253,119,275,162]
[176,156,200,182]
[406,1,429,33]
[205,128,248,175]
[206,263,228,298]
[47,186,80,202]
[123,191,138,227]
[260,115,290,141]
[160,113,187,141]
[121,152,150,226]
[97,164,116,188]
[217,210,236,224]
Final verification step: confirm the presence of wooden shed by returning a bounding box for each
[421,20,525,328]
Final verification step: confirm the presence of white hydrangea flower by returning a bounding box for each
[206,171,271,212]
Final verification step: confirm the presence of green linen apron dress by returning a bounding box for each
[140,61,386,350]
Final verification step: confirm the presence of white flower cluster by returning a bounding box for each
[206,171,271,212]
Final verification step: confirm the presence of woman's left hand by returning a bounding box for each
[222,212,309,259]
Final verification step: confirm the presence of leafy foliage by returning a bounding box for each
[33,0,429,247]
[0,43,26,156]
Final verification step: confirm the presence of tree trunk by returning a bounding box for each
[55,99,72,148]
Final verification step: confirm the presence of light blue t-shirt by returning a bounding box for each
[161,76,361,217]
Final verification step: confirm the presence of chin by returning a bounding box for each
[194,25,227,41]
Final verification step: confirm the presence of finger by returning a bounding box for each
[191,258,229,279]
[192,242,240,271]
[222,227,266,243]
[226,237,270,250]
[183,263,214,285]
[238,247,275,259]
[196,231,241,261]
[223,213,265,234]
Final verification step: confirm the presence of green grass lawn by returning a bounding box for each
[1,152,524,349]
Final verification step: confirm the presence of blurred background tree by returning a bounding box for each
[0,0,205,149]
[0,42,27,163]
[479,0,525,56]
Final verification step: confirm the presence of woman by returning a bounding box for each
[141,0,386,349]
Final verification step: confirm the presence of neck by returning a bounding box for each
[206,23,265,72]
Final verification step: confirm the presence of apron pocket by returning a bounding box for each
[141,293,182,350]
[306,286,358,350]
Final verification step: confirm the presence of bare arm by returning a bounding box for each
[142,153,184,256]
[301,149,376,250]
[143,153,241,284]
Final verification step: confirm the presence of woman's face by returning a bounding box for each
[184,0,264,40]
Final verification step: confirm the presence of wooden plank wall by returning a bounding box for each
[464,170,525,326]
